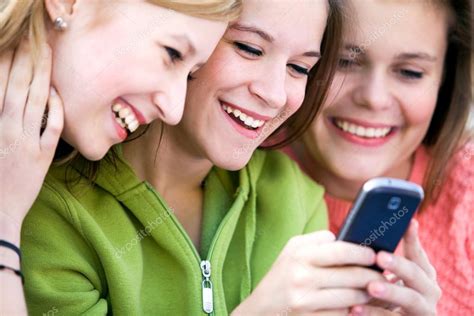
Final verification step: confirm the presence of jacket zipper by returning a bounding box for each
[147,185,239,315]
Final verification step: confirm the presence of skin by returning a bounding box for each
[47,0,227,161]
[302,0,449,200]
[0,0,228,314]
[124,0,400,314]
[293,0,448,314]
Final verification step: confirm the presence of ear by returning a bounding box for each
[44,0,77,23]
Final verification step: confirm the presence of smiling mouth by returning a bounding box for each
[112,103,140,134]
[332,118,394,139]
[221,104,266,130]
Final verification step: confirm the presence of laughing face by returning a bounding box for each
[48,0,226,160]
[303,0,450,194]
[167,0,328,170]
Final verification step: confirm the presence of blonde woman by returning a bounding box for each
[0,0,240,314]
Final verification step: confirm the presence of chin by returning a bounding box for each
[211,152,253,171]
[76,142,110,162]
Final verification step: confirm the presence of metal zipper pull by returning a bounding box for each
[200,260,214,314]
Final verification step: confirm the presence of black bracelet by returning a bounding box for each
[0,240,21,260]
[0,264,24,283]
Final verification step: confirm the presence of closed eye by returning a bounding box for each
[233,42,263,57]
[165,46,183,63]
[400,69,423,79]
[289,64,310,76]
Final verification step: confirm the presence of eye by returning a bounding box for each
[165,46,183,63]
[400,69,423,79]
[288,64,310,76]
[233,42,263,57]
[338,58,357,69]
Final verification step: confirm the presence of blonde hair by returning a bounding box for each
[0,0,241,59]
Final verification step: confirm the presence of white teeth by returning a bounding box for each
[118,108,131,118]
[335,119,392,138]
[221,103,265,129]
[112,103,140,133]
[112,103,123,112]
[115,117,126,128]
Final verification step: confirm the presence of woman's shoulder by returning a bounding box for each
[440,141,474,200]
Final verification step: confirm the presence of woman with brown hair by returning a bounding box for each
[285,0,472,314]
[0,0,240,314]
[22,0,438,314]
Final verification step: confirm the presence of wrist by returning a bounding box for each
[0,213,23,246]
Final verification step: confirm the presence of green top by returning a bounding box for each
[21,148,327,315]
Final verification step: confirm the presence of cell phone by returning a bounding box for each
[336,177,424,271]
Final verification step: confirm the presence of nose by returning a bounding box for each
[353,69,393,111]
[151,74,188,126]
[248,61,288,109]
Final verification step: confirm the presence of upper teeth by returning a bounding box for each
[222,104,265,129]
[335,119,392,138]
[112,103,139,133]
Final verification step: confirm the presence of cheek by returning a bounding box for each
[401,92,438,129]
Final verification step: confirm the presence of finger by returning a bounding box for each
[351,304,395,316]
[310,241,376,267]
[40,87,63,157]
[376,251,435,296]
[403,219,436,280]
[296,288,371,311]
[0,50,14,114]
[295,309,349,316]
[3,38,34,124]
[366,281,430,315]
[312,266,385,289]
[24,44,52,138]
[284,230,336,260]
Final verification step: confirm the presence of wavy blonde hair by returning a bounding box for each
[0,0,241,59]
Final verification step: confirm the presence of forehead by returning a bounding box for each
[346,0,450,58]
[238,0,328,50]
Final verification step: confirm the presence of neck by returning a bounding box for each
[294,141,414,201]
[122,122,213,198]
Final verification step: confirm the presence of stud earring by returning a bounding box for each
[53,17,68,31]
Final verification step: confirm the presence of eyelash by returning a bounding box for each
[165,46,183,63]
[400,69,423,79]
[233,41,310,76]
[338,58,424,80]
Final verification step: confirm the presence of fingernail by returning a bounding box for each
[412,219,419,230]
[371,282,386,297]
[351,305,363,316]
[50,86,57,96]
[379,252,393,267]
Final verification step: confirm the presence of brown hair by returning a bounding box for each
[261,0,345,148]
[421,0,472,204]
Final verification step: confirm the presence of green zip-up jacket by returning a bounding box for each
[21,148,327,315]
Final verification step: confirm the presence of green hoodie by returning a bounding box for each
[21,148,327,315]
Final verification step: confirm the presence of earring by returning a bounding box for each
[54,17,68,31]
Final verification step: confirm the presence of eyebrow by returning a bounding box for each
[343,44,437,62]
[230,23,275,42]
[230,23,321,58]
[394,52,437,62]
[171,34,196,55]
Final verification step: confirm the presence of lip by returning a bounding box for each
[111,111,128,141]
[115,98,148,125]
[220,100,273,121]
[332,116,395,129]
[327,117,398,147]
[219,101,266,140]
